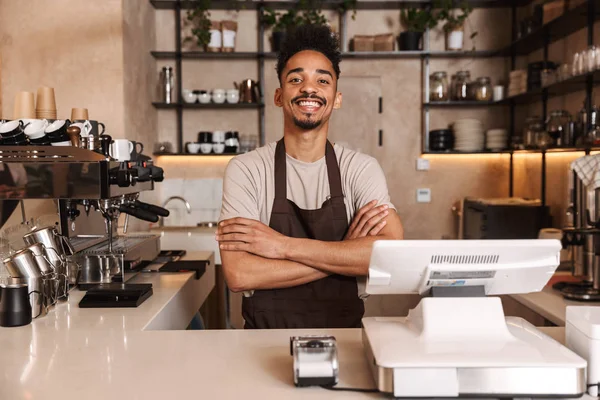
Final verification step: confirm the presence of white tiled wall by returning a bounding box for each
[155,178,223,226]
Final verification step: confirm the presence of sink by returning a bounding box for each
[149,226,220,264]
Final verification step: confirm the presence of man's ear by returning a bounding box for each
[274,87,283,107]
[333,91,342,110]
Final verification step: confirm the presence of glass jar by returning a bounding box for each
[474,77,493,101]
[523,116,544,149]
[546,110,572,147]
[452,71,471,101]
[429,72,449,101]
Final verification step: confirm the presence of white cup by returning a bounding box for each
[198,91,211,104]
[226,89,239,104]
[24,119,48,137]
[212,130,225,143]
[187,143,201,154]
[109,139,134,161]
[212,143,225,154]
[182,89,197,104]
[493,85,505,101]
[200,143,212,154]
[212,89,226,104]
[71,121,93,137]
[45,119,68,134]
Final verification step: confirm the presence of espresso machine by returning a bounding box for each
[0,146,167,306]
[559,155,600,300]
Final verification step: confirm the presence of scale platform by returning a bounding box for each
[363,314,586,398]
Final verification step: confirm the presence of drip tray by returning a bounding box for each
[78,283,153,308]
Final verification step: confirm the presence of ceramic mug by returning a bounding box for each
[212,89,226,104]
[197,91,211,104]
[186,142,201,154]
[0,120,26,137]
[226,89,239,104]
[45,119,71,140]
[109,139,134,161]
[24,119,49,138]
[73,119,105,137]
[200,143,212,154]
[70,120,93,137]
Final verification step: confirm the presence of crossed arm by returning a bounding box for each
[217,201,404,292]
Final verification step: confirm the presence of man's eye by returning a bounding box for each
[289,78,301,83]
[319,79,329,84]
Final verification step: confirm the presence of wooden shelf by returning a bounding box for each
[425,101,500,107]
[498,69,600,105]
[423,147,600,155]
[504,0,599,56]
[261,50,503,59]
[151,0,534,11]
[152,102,264,109]
[151,51,263,59]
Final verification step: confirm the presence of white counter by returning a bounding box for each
[0,256,594,400]
[510,278,600,326]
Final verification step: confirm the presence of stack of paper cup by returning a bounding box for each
[36,87,57,119]
[71,108,89,121]
[13,91,36,120]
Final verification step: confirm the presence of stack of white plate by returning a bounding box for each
[486,129,508,151]
[452,119,484,152]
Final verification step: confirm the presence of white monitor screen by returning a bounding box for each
[366,240,561,296]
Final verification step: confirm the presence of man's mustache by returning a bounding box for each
[292,94,327,105]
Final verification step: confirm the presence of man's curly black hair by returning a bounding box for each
[276,24,341,85]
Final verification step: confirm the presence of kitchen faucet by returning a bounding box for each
[160,196,192,227]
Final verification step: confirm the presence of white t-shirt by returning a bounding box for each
[219,141,396,297]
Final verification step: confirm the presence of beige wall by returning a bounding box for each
[0,0,126,136]
[0,0,156,143]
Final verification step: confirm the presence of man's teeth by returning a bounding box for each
[298,101,321,107]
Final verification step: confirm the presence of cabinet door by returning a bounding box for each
[328,76,381,156]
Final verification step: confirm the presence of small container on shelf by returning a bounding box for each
[350,35,374,52]
[429,72,449,102]
[451,70,471,101]
[374,34,394,52]
[523,116,544,149]
[473,77,492,101]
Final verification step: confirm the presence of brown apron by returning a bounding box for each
[242,139,365,329]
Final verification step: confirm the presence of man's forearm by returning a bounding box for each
[221,250,328,292]
[283,213,404,277]
[284,236,379,277]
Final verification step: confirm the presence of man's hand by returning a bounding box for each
[216,217,289,259]
[344,200,389,240]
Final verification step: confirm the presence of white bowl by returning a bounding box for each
[200,143,213,154]
[182,90,198,104]
[212,143,225,154]
[187,143,201,154]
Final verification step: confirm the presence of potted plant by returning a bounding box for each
[262,0,328,52]
[435,0,477,51]
[398,8,437,51]
[183,0,212,50]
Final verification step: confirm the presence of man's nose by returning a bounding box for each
[300,81,317,94]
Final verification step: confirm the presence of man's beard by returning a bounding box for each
[293,115,323,130]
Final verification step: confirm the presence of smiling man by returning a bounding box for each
[217,24,404,329]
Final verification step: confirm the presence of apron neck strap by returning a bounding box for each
[274,139,343,200]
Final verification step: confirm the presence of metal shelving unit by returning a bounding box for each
[151,0,535,10]
[152,102,264,109]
